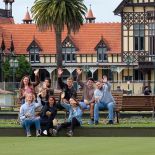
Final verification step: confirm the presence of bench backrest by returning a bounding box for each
[111,91,123,112]
[122,95,154,111]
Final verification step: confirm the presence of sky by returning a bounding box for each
[0,0,123,24]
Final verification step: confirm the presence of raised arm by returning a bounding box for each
[60,101,70,111]
[103,75,111,91]
[76,68,84,88]
[33,69,40,87]
[58,68,66,89]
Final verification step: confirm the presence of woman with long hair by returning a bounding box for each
[40,96,57,136]
[18,69,40,105]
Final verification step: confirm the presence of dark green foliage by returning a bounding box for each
[2,58,11,81]
[2,56,32,82]
[31,0,87,67]
[15,55,32,81]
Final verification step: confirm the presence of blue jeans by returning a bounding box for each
[22,118,41,133]
[79,102,90,110]
[94,101,114,121]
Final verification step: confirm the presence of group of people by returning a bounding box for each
[19,68,115,137]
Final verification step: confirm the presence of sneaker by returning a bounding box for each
[107,120,114,125]
[94,121,99,125]
[26,132,31,137]
[88,120,94,125]
[43,130,48,135]
[36,130,41,137]
[66,130,73,137]
[52,129,57,136]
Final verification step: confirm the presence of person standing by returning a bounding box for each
[94,76,115,125]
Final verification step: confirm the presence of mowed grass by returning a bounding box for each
[0,137,155,155]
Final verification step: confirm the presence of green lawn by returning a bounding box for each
[0,137,155,155]
[1,117,155,128]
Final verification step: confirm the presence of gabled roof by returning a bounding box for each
[0,23,121,54]
[114,0,155,15]
[62,35,79,51]
[10,34,14,52]
[114,0,130,15]
[27,37,42,51]
[94,36,110,51]
[1,34,5,51]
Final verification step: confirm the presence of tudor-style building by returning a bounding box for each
[0,0,155,94]
[114,0,155,93]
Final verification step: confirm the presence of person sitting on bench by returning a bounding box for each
[94,76,115,125]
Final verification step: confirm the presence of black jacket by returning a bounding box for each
[58,77,77,101]
[40,104,57,122]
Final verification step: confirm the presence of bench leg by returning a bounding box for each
[152,107,155,118]
[116,111,120,124]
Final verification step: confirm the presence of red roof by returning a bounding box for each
[0,17,14,24]
[0,23,121,54]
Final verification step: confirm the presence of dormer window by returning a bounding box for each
[95,37,108,62]
[62,36,78,63]
[27,39,42,63]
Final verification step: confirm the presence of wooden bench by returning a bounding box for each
[122,95,155,117]
[74,90,123,124]
[111,91,123,123]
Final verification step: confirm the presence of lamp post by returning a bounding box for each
[83,65,90,79]
[110,65,117,90]
[0,49,3,82]
[153,62,155,95]
[125,55,133,93]
[9,57,18,104]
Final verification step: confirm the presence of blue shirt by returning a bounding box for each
[19,101,42,123]
[94,82,115,104]
[61,102,83,124]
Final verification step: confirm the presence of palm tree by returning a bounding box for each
[31,0,87,67]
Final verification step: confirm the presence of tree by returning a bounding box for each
[16,55,32,81]
[31,0,87,67]
[2,58,11,82]
[2,55,32,83]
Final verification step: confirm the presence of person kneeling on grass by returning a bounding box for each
[53,95,82,137]
[19,93,42,137]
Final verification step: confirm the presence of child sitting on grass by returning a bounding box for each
[53,93,82,137]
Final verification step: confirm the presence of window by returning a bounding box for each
[133,69,143,81]
[29,46,40,63]
[95,38,108,62]
[62,36,77,63]
[133,24,144,51]
[148,23,155,55]
[27,40,42,63]
[97,47,107,62]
